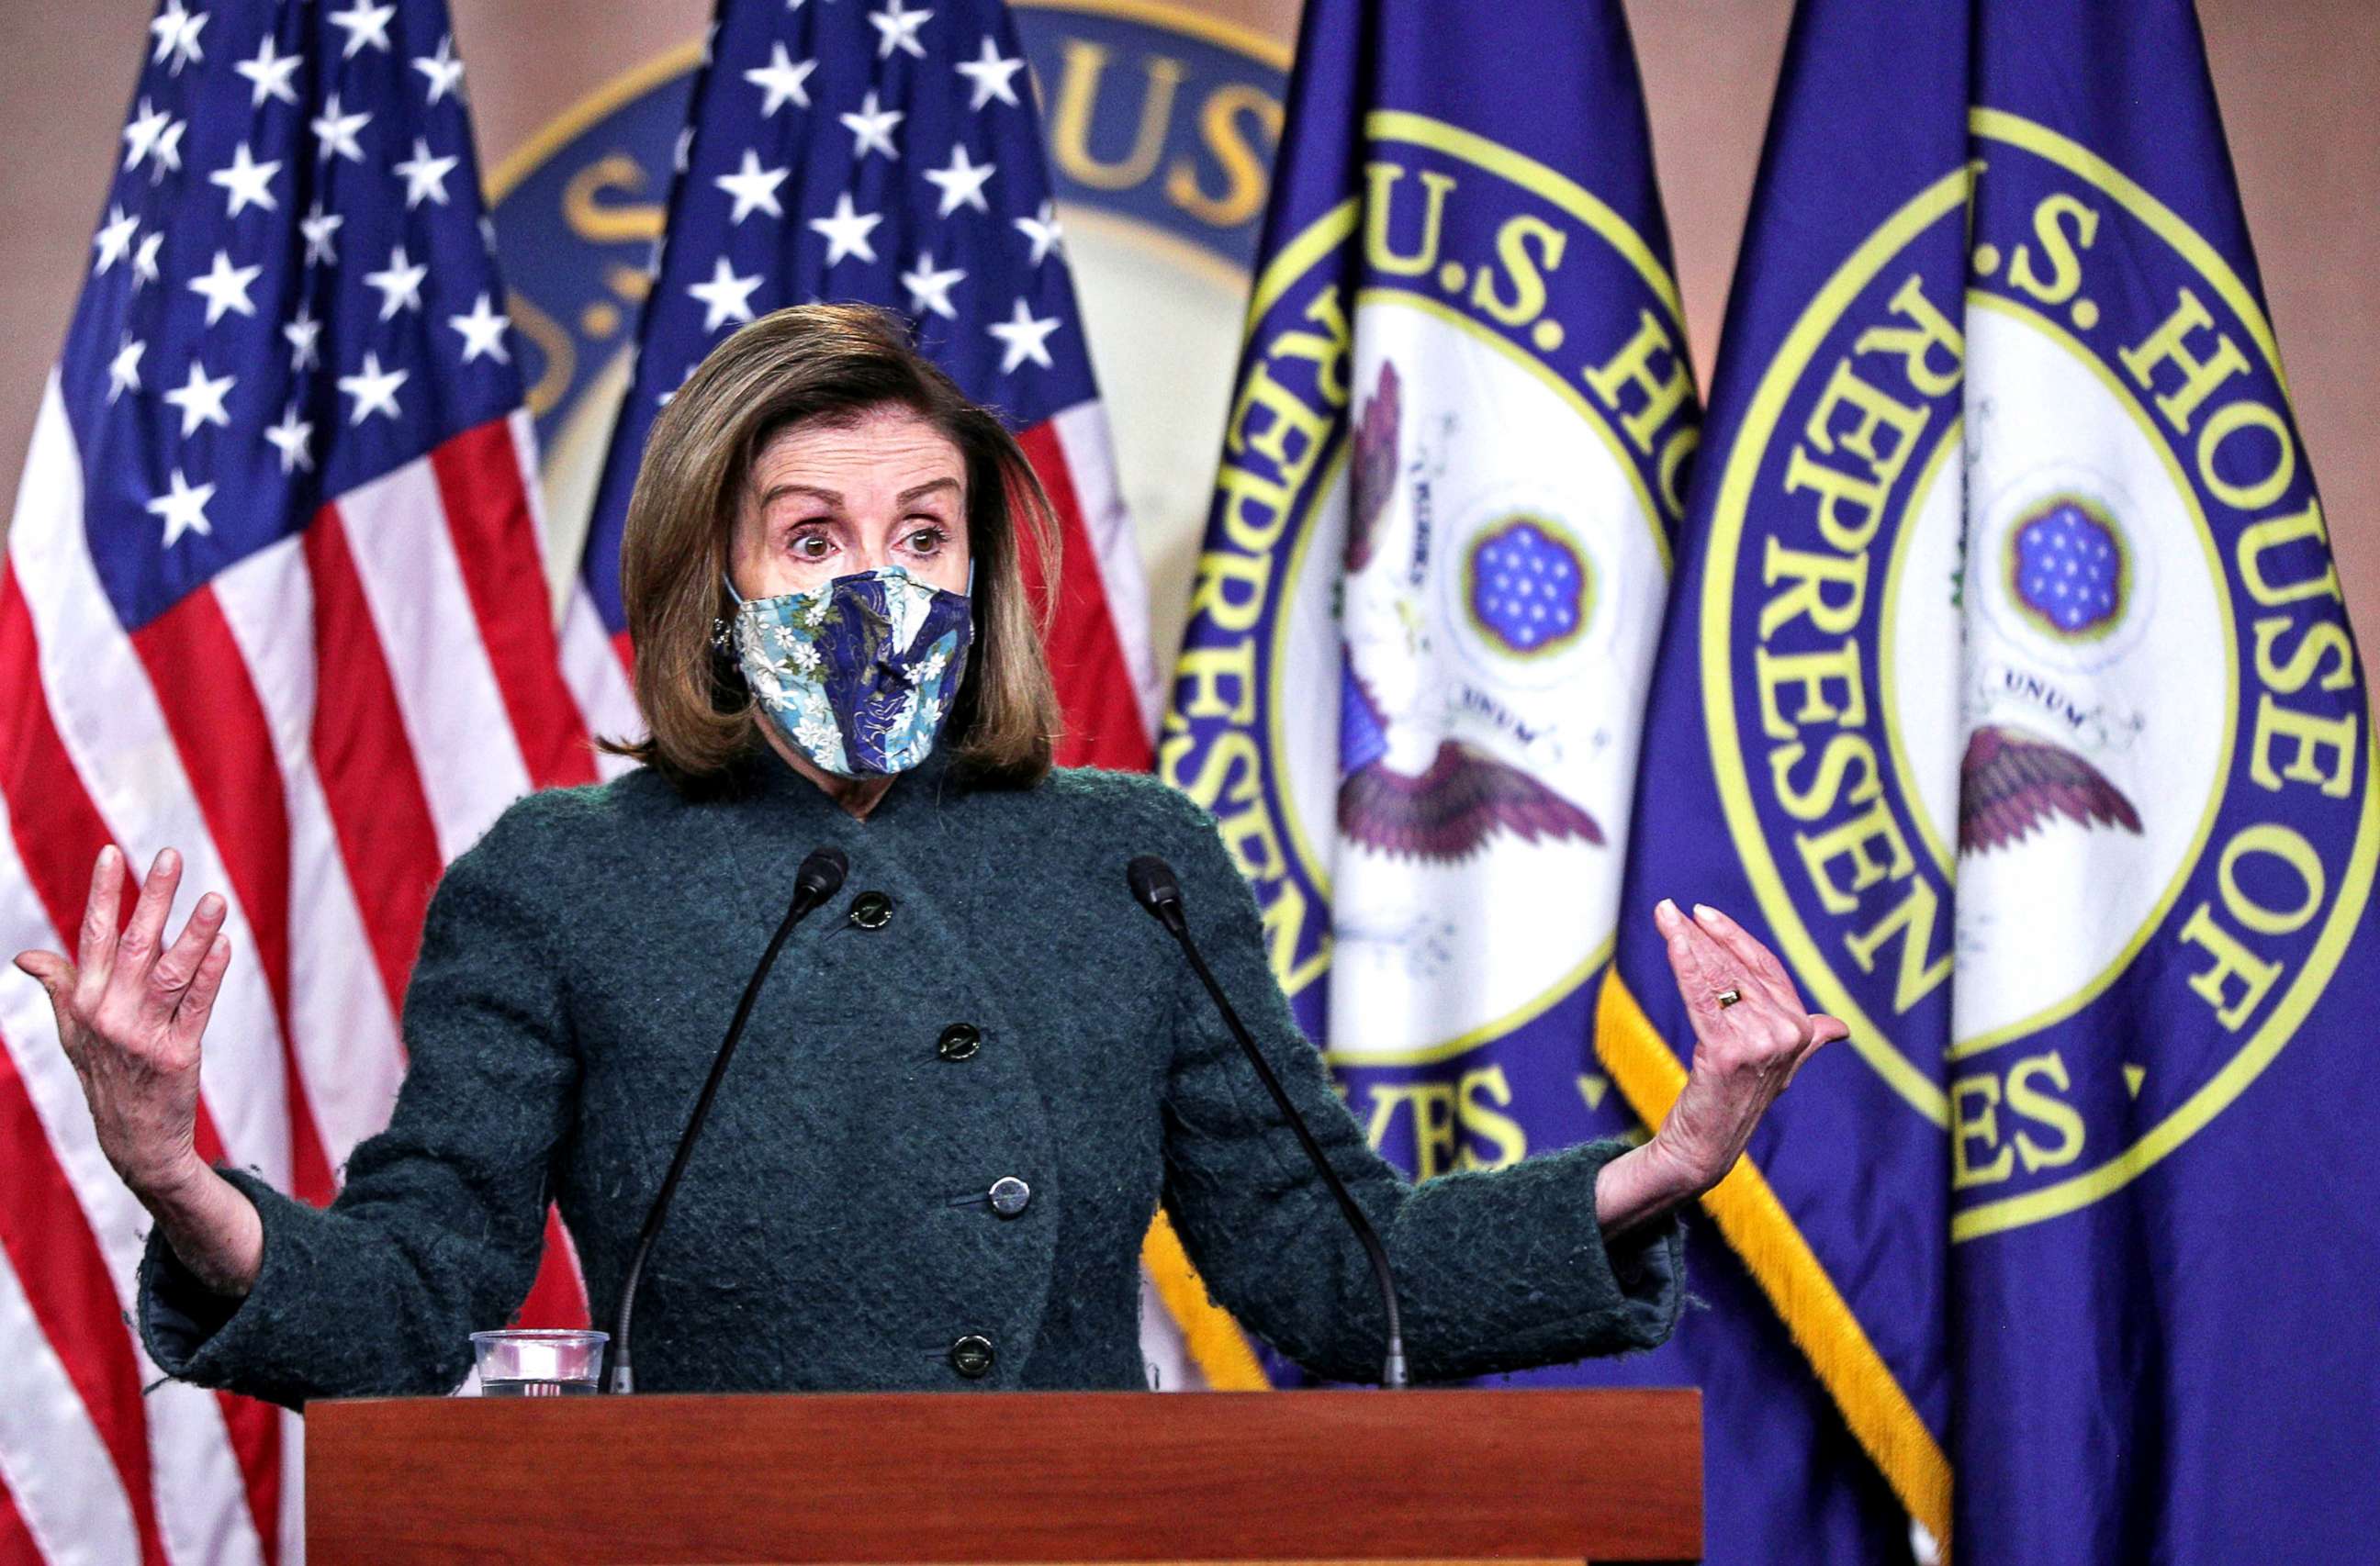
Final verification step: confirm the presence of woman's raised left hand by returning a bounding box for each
[1645,897,1845,1191]
[1594,898,1847,1235]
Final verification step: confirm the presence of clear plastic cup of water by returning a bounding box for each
[469,1328,608,1397]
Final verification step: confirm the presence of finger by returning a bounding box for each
[140,892,226,1026]
[1782,1015,1847,1088]
[170,934,233,1047]
[1656,900,1728,1027]
[1683,907,1813,1061]
[102,849,183,1010]
[13,949,72,1000]
[14,951,85,1068]
[1671,909,1753,1012]
[1691,903,1801,1012]
[75,845,125,990]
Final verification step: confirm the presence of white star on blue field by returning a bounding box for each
[2012,500,2123,635]
[1470,518,1586,652]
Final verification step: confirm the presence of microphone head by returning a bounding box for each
[1126,855,1184,924]
[795,845,849,903]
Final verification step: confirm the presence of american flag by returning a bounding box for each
[0,2,601,1560]
[577,0,1160,766]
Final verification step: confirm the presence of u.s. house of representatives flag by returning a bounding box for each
[578,0,1159,768]
[1157,0,1716,1387]
[0,1,604,1560]
[1946,3,2380,1558]
[1162,0,1693,1182]
[1599,0,2380,1560]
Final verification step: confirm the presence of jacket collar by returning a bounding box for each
[728,739,964,827]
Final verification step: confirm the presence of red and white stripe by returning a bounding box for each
[1019,398,1160,769]
[557,580,640,776]
[0,379,601,1562]
[535,409,641,782]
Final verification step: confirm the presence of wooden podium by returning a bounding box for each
[306,1388,1701,1564]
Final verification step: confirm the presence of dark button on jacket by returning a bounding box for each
[949,1334,996,1380]
[137,747,1683,1407]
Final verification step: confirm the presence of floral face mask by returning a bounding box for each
[725,565,974,777]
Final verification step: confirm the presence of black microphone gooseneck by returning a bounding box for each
[606,845,848,1394]
[1125,855,1409,1389]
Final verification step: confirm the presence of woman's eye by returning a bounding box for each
[905,528,945,554]
[790,532,833,560]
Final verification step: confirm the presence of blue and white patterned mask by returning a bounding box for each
[726,565,974,777]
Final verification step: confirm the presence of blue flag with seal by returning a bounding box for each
[1595,0,1965,1551]
[1600,0,2380,1560]
[1951,3,2380,1559]
[1162,0,1696,1221]
[1162,0,1923,1560]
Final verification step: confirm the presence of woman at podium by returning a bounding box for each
[20,305,1845,1404]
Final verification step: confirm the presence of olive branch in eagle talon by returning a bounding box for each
[1346,358,1400,576]
[1334,358,1603,864]
[1958,722,2143,855]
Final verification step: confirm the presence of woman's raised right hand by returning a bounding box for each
[14,845,233,1202]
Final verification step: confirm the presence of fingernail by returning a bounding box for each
[1656,897,1679,921]
[1693,902,1719,923]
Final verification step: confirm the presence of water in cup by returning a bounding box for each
[480,1377,598,1397]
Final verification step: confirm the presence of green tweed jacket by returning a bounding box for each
[139,749,1682,1406]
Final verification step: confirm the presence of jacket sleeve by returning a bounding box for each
[1152,794,1684,1384]
[136,810,578,1409]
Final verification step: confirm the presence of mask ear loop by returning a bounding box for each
[713,571,746,653]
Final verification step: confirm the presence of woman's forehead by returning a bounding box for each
[751,407,965,497]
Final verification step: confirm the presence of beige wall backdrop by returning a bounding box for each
[2,1,2374,632]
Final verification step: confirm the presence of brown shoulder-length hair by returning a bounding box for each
[600,302,1062,789]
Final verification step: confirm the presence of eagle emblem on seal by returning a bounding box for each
[1334,360,1604,864]
[1958,723,2143,856]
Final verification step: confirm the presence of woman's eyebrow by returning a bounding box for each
[758,482,842,510]
[757,476,959,510]
[897,476,961,506]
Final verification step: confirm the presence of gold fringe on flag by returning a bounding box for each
[1139,1209,1270,1390]
[1597,968,1953,1553]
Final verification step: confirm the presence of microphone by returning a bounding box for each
[606,845,848,1393]
[1126,855,1409,1389]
